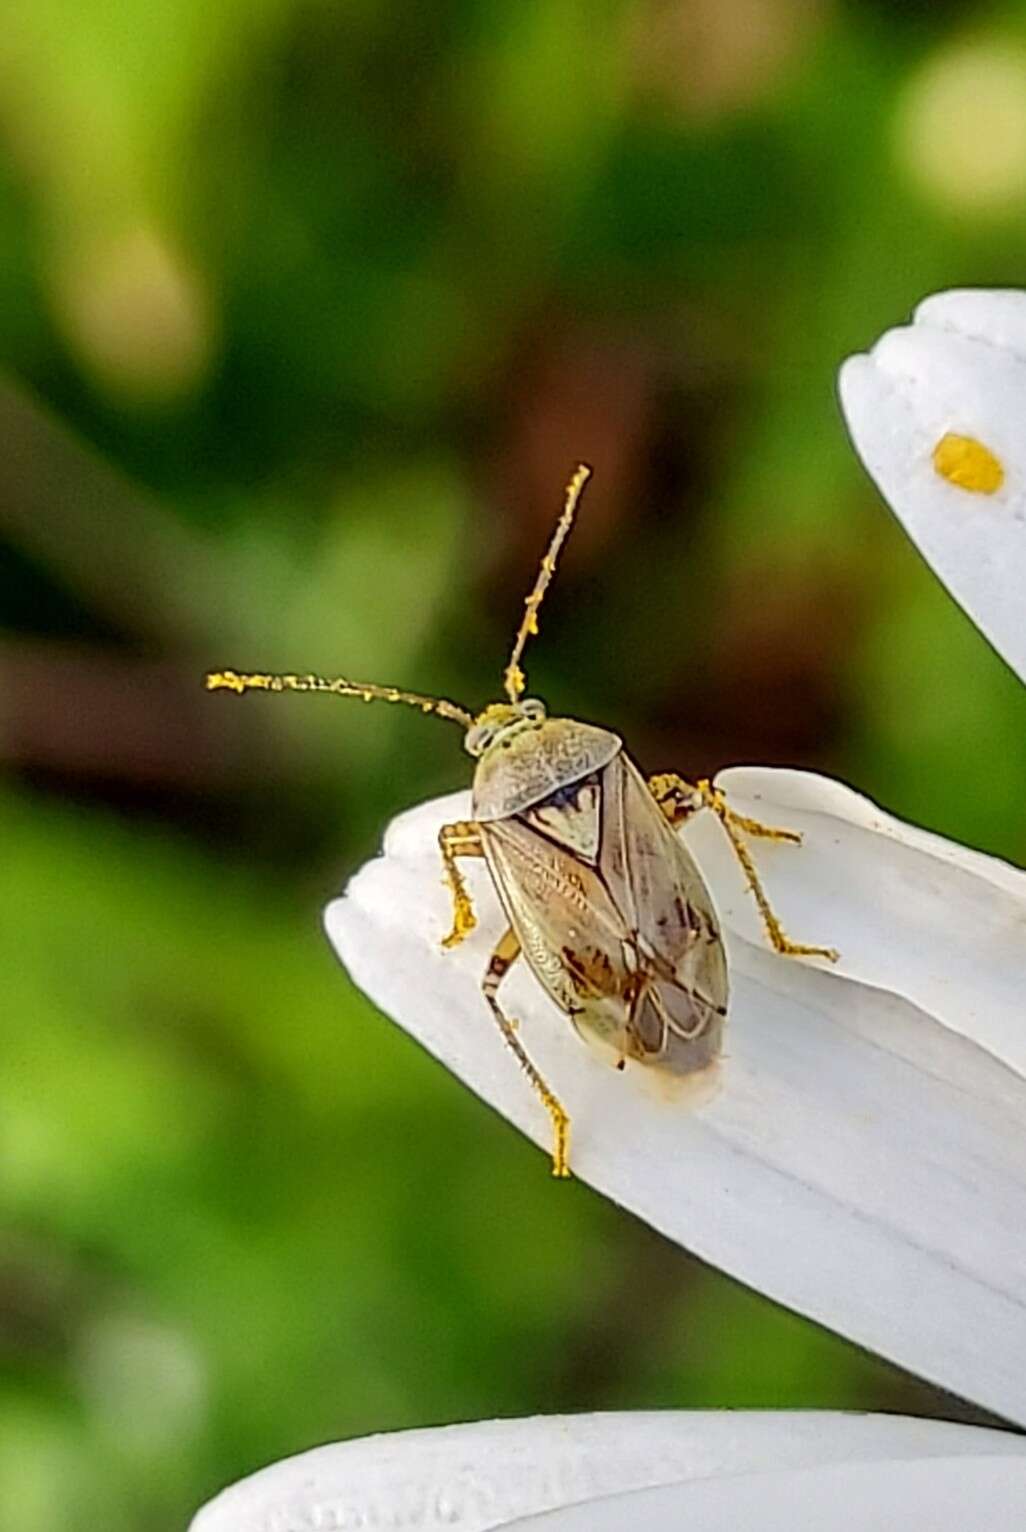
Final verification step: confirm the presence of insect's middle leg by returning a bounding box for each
[648,773,839,963]
[438,820,484,949]
[483,927,571,1179]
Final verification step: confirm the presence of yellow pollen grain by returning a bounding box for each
[932,432,1004,494]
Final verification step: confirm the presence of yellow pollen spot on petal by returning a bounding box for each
[932,432,1005,494]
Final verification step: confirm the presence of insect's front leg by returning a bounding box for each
[483,927,571,1178]
[648,773,839,963]
[438,820,485,949]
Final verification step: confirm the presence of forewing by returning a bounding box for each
[600,753,728,1063]
[481,815,628,1018]
[481,760,727,1074]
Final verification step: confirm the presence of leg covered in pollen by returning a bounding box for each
[648,773,839,963]
[484,928,572,1178]
[438,820,484,948]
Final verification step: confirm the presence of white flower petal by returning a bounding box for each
[505,1458,1026,1532]
[838,287,1026,681]
[689,766,1026,1077]
[190,1411,1026,1531]
[327,771,1026,1423]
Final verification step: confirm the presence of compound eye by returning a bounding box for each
[464,722,495,757]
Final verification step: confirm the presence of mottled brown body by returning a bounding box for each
[478,743,726,1076]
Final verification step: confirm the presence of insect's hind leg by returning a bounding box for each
[484,927,571,1178]
[648,774,839,963]
[438,820,484,949]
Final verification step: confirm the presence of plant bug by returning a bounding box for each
[207,464,837,1176]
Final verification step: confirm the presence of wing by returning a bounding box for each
[480,752,727,1076]
[598,752,728,1071]
[481,812,629,1025]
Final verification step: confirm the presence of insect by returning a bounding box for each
[207,464,837,1176]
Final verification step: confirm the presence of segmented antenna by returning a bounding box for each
[503,462,592,703]
[205,670,475,728]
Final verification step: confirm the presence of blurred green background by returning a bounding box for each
[3,0,1026,1525]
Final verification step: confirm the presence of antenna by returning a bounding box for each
[205,670,475,729]
[503,462,592,703]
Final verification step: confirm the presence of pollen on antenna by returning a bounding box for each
[206,670,247,692]
[504,662,527,698]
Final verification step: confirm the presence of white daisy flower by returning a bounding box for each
[323,769,1026,1425]
[190,1410,1026,1530]
[839,287,1026,682]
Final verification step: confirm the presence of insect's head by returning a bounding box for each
[205,463,591,753]
[464,698,546,758]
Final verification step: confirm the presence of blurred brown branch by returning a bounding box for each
[0,637,266,788]
[0,377,227,649]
